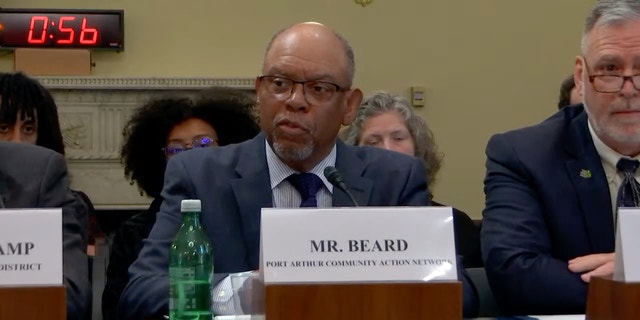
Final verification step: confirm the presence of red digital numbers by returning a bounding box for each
[57,17,75,44]
[27,16,48,44]
[26,15,99,45]
[79,18,97,44]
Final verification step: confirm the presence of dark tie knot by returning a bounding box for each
[286,173,323,207]
[617,158,640,175]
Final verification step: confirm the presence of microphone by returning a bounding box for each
[323,166,359,207]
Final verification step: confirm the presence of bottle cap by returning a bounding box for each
[180,199,201,212]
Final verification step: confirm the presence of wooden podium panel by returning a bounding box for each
[260,282,462,320]
[586,276,640,320]
[0,286,65,320]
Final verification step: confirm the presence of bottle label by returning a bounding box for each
[169,266,212,319]
[171,267,196,281]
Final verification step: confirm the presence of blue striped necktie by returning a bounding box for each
[287,173,323,207]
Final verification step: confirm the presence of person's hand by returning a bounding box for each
[568,253,615,283]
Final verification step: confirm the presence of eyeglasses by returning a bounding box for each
[162,136,217,157]
[258,75,349,104]
[584,58,640,93]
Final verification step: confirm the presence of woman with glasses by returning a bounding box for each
[102,90,260,320]
[341,91,482,269]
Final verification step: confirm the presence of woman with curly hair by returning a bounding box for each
[102,88,260,320]
[341,91,482,268]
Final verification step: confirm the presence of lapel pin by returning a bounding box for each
[580,169,592,178]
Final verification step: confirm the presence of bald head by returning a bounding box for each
[263,22,355,87]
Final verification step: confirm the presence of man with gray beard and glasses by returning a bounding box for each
[482,0,640,316]
[118,22,481,320]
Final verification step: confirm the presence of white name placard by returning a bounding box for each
[0,209,62,286]
[614,208,640,282]
[260,206,457,284]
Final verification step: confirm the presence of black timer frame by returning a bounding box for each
[0,8,124,51]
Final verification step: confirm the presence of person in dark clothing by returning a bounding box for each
[341,91,482,268]
[0,72,91,320]
[101,88,260,320]
[0,72,95,247]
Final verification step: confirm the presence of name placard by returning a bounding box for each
[0,209,62,286]
[614,208,640,282]
[260,207,456,284]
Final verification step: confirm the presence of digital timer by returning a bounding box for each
[0,9,124,50]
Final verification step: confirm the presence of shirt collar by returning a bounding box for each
[265,140,336,192]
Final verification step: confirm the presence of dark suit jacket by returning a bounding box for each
[432,201,482,268]
[102,198,162,320]
[119,134,478,319]
[0,142,91,320]
[482,105,614,315]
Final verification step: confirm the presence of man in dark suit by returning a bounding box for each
[0,142,91,320]
[119,22,477,319]
[482,0,640,315]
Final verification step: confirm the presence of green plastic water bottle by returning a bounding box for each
[169,199,213,320]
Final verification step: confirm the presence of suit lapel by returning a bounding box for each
[564,110,615,252]
[333,141,373,207]
[230,134,273,268]
[0,172,18,208]
[0,172,7,208]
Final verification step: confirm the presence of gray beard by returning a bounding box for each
[272,138,314,163]
[585,100,640,145]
